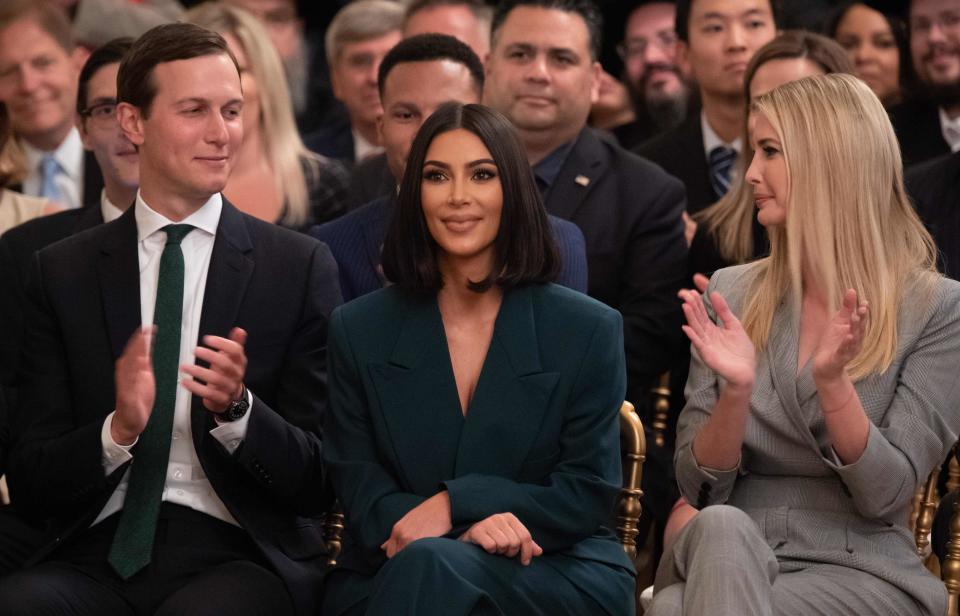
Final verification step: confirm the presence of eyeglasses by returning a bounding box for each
[617,32,678,61]
[912,12,960,36]
[79,101,117,127]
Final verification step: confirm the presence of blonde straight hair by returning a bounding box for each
[743,73,938,380]
[696,31,854,264]
[186,3,316,227]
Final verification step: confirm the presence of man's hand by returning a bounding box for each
[459,513,543,566]
[180,327,248,414]
[112,327,155,446]
[381,491,452,558]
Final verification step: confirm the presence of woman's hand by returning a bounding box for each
[680,286,756,389]
[812,289,869,383]
[459,513,543,565]
[381,491,452,558]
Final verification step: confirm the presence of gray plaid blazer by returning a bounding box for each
[676,262,960,615]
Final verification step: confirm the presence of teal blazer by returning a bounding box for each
[323,283,634,577]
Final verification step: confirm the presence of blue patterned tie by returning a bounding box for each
[709,146,737,200]
[108,224,194,579]
[38,154,62,203]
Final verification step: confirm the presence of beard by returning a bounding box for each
[921,80,960,109]
[630,64,689,131]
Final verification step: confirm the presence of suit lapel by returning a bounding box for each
[192,199,255,444]
[97,207,141,359]
[545,128,607,221]
[74,203,104,233]
[454,288,560,477]
[368,293,462,495]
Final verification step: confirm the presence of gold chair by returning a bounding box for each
[911,443,960,616]
[324,401,648,571]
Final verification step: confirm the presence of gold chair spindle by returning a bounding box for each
[916,463,942,560]
[617,401,645,560]
[650,373,671,448]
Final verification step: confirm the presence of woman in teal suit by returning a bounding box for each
[321,103,636,615]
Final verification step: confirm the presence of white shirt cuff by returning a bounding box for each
[210,388,253,454]
[101,411,136,475]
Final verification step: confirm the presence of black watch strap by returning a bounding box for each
[221,384,249,422]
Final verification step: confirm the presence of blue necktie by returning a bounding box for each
[108,224,194,580]
[38,154,62,203]
[709,146,737,200]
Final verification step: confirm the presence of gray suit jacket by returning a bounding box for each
[676,262,960,615]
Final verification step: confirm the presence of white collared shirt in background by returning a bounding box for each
[100,190,125,223]
[939,107,960,153]
[701,110,743,158]
[20,128,85,211]
[352,129,384,163]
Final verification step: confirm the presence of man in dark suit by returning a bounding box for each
[313,34,588,301]
[0,37,137,577]
[0,0,103,210]
[890,0,960,169]
[0,23,340,615]
[907,151,960,279]
[634,0,777,215]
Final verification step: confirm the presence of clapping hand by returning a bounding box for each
[812,289,869,382]
[679,279,756,389]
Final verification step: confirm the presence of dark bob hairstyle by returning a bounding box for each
[381,103,559,293]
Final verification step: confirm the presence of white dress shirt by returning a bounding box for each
[20,128,85,211]
[939,107,960,153]
[100,190,125,223]
[95,192,252,527]
[700,110,743,158]
[352,129,384,163]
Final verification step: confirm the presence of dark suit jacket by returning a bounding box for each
[9,150,104,210]
[0,206,105,473]
[347,153,394,208]
[546,127,687,405]
[310,195,590,301]
[890,97,951,170]
[634,113,714,215]
[906,151,960,279]
[8,199,341,616]
[324,283,633,582]
[303,119,355,165]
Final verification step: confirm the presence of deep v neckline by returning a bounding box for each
[436,294,504,418]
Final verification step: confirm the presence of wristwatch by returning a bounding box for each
[221,384,250,422]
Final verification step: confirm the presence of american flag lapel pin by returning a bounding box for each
[575,175,590,187]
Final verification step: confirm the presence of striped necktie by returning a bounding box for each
[709,146,737,200]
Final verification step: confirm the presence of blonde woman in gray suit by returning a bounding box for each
[650,73,960,616]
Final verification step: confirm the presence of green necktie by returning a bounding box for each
[108,224,194,579]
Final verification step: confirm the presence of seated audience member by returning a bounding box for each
[483,0,687,555]
[650,73,960,616]
[0,38,137,485]
[403,0,492,61]
[57,0,184,47]
[890,0,960,168]
[350,1,492,206]
[825,1,910,108]
[691,32,854,278]
[906,150,960,279]
[635,0,778,216]
[0,23,341,615]
[223,0,341,136]
[0,0,103,210]
[588,70,640,139]
[615,0,691,149]
[186,3,352,231]
[312,34,588,301]
[0,105,58,235]
[304,0,403,165]
[322,102,635,616]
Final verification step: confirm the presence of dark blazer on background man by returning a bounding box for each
[890,97,951,170]
[322,283,634,612]
[634,113,714,216]
[348,153,395,208]
[310,196,590,302]
[8,199,342,615]
[304,119,355,165]
[906,151,960,280]
[544,127,687,405]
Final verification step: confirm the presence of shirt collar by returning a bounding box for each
[532,139,576,191]
[134,190,222,242]
[939,107,960,152]
[100,189,125,223]
[352,129,384,162]
[21,127,84,179]
[701,110,742,157]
